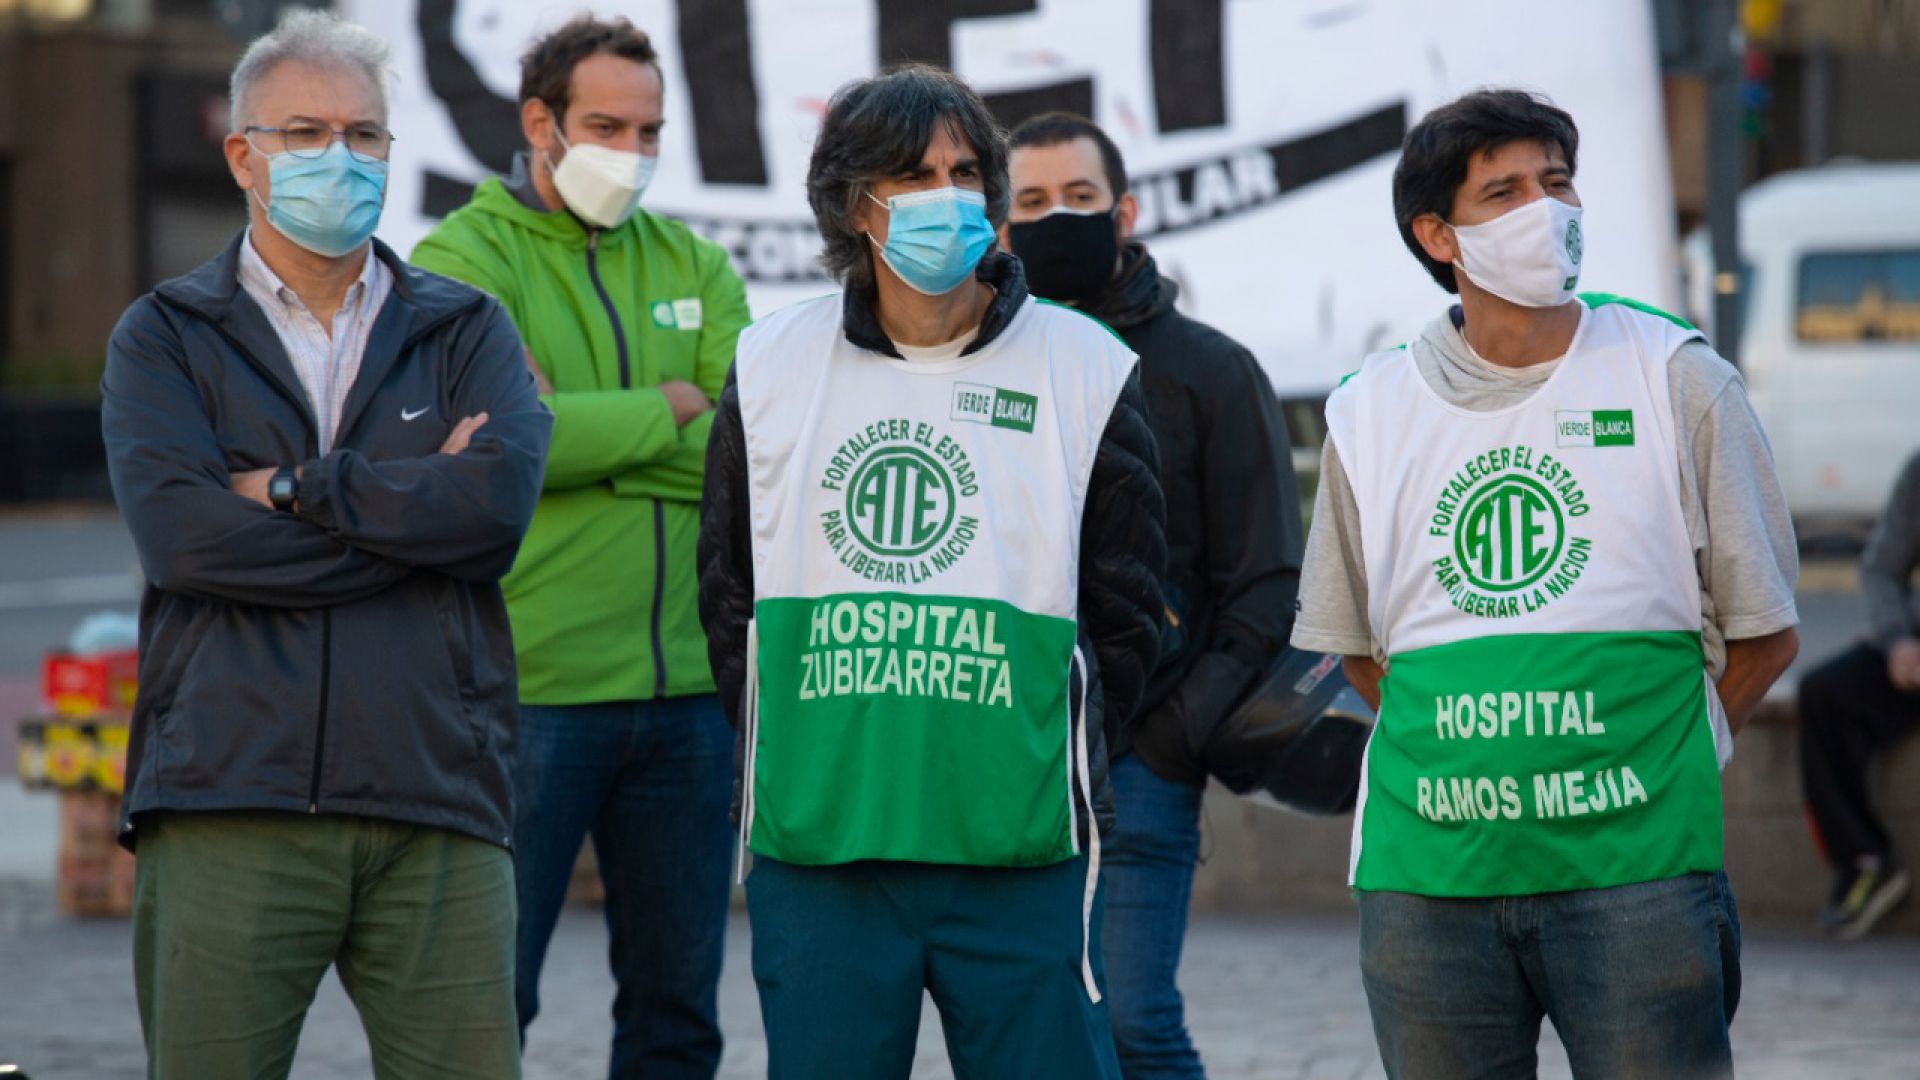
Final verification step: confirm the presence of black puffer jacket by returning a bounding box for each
[1089,244,1304,786]
[697,253,1166,842]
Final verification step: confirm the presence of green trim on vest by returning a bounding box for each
[1034,296,1126,345]
[1339,340,1406,388]
[1579,292,1698,333]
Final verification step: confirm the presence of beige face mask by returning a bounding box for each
[548,128,657,228]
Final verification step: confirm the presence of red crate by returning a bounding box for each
[42,654,108,716]
[105,649,139,710]
[42,650,137,717]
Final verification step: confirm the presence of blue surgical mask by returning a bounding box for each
[252,142,388,258]
[866,187,994,296]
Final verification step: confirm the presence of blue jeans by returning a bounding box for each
[1101,754,1206,1079]
[1359,871,1743,1080]
[513,696,735,1080]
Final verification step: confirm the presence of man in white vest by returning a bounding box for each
[696,64,1166,1080]
[1292,89,1801,1078]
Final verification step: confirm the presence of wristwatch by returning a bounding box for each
[268,467,299,515]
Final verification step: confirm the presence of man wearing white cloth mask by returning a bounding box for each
[1292,89,1801,1078]
[413,15,749,1080]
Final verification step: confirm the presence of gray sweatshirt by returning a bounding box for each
[1292,302,1800,677]
[1861,452,1920,650]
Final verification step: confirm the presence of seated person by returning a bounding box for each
[1800,449,1920,938]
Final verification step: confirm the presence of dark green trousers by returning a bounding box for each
[746,855,1121,1080]
[133,810,518,1080]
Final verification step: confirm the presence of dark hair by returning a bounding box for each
[1393,89,1580,293]
[519,15,659,123]
[806,63,1010,289]
[1007,111,1129,200]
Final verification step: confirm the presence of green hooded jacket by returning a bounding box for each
[411,166,749,704]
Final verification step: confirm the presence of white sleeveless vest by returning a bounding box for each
[1327,297,1726,896]
[734,291,1137,859]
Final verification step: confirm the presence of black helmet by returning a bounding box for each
[1203,648,1373,816]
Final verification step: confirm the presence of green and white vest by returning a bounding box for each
[1328,297,1729,897]
[733,293,1136,875]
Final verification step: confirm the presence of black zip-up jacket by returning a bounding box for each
[696,253,1167,840]
[101,233,551,849]
[1088,244,1304,786]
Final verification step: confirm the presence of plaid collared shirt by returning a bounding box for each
[236,229,393,454]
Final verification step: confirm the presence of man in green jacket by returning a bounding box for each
[411,16,748,1079]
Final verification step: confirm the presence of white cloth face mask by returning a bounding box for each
[549,130,657,229]
[1450,195,1584,308]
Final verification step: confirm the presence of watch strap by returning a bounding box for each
[269,467,299,513]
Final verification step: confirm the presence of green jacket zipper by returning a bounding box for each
[585,229,669,696]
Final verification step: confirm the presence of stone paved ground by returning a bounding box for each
[0,513,1911,1076]
[3,878,1917,1080]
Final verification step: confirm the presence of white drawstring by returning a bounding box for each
[1071,646,1101,1004]
[1066,662,1082,859]
[736,619,760,885]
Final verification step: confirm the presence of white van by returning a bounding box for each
[1686,164,1920,534]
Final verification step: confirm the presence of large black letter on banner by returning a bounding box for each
[877,0,1030,69]
[416,0,518,217]
[678,0,769,185]
[876,0,1093,129]
[417,0,519,175]
[1151,0,1226,131]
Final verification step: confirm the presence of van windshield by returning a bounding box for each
[1796,249,1920,343]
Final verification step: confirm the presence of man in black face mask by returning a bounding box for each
[1004,112,1304,1080]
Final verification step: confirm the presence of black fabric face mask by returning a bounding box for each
[1008,207,1121,307]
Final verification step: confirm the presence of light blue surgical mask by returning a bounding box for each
[252,142,388,258]
[866,186,994,296]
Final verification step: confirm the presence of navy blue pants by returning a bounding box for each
[512,697,735,1079]
[747,855,1122,1080]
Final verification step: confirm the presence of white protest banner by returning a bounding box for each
[341,0,1678,396]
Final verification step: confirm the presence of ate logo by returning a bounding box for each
[1454,475,1565,594]
[819,419,981,583]
[1428,446,1594,619]
[846,447,956,558]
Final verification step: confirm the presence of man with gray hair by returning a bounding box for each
[101,10,550,1076]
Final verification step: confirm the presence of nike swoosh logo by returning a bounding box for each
[401,407,429,421]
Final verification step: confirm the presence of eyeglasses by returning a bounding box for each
[244,124,395,162]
